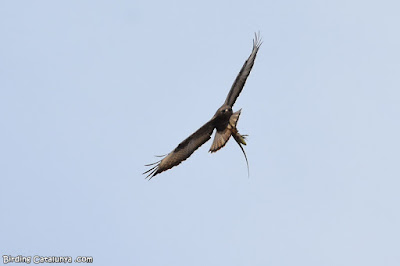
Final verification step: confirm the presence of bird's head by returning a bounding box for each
[215,105,233,119]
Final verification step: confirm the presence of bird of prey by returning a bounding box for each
[144,33,262,179]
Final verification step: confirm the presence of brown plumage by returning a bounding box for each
[144,33,262,179]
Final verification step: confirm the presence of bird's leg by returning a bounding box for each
[229,123,247,145]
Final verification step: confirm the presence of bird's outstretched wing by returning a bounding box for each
[143,120,215,179]
[224,32,262,107]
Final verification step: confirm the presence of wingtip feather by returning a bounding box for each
[253,31,263,49]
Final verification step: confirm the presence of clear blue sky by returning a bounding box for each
[1,1,399,265]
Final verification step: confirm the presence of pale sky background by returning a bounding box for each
[1,1,399,265]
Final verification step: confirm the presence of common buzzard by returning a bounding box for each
[144,33,262,179]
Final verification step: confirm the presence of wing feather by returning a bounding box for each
[144,120,215,179]
[224,32,262,107]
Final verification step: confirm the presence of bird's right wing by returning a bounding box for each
[224,32,262,107]
[143,120,215,179]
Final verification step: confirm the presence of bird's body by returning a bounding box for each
[212,105,232,131]
[144,33,262,179]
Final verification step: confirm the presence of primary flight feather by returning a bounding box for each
[144,33,262,179]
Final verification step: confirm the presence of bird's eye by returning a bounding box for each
[221,109,225,113]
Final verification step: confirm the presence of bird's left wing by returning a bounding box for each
[224,32,262,107]
[143,120,215,179]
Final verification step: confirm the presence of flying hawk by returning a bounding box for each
[144,33,262,179]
